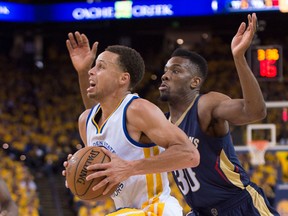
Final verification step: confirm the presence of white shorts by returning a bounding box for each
[107,196,183,216]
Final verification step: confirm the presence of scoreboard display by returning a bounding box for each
[248,45,283,81]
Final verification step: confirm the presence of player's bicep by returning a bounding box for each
[146,118,186,149]
[213,98,249,125]
[127,99,186,149]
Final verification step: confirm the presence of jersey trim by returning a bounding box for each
[91,97,126,134]
[86,106,96,134]
[122,95,156,148]
[170,94,199,125]
[219,150,245,189]
[91,105,101,132]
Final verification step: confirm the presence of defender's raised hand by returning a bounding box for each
[66,31,98,75]
[66,31,98,108]
[231,13,257,57]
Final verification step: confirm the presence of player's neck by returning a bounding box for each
[98,90,131,123]
[169,93,199,125]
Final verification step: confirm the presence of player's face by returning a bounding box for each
[87,51,125,100]
[159,57,196,102]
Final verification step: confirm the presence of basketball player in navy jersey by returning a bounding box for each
[67,13,279,215]
[158,13,279,215]
[0,176,18,216]
[64,41,200,215]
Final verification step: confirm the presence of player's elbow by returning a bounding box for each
[258,107,267,120]
[251,103,267,121]
[244,100,267,122]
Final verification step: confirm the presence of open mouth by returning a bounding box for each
[159,83,168,91]
[87,81,96,92]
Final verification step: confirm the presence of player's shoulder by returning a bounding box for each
[200,91,231,104]
[129,97,160,111]
[198,91,231,114]
[127,98,164,120]
[78,108,92,123]
[202,91,230,99]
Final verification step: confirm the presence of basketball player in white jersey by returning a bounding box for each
[65,40,200,215]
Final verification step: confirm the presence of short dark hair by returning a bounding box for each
[171,48,208,80]
[106,45,145,90]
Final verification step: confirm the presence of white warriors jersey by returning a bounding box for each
[85,94,176,210]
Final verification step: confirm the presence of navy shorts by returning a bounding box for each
[191,182,279,216]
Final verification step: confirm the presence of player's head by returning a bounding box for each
[159,48,208,102]
[171,48,208,82]
[105,45,145,90]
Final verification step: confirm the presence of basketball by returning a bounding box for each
[66,146,118,201]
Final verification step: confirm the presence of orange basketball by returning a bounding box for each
[66,146,117,201]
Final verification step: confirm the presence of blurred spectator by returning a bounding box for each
[0,175,18,216]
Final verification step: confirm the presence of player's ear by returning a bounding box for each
[190,76,201,89]
[120,72,130,85]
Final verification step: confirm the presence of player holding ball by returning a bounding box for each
[65,146,119,201]
[63,41,200,215]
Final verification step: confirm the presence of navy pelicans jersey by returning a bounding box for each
[86,94,182,215]
[170,95,277,215]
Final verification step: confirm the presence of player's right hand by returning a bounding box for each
[62,154,73,188]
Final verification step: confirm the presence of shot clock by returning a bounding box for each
[248,45,283,81]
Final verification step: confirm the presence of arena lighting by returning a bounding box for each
[279,0,288,12]
[176,38,184,45]
[226,0,280,12]
[2,143,9,149]
[0,0,214,22]
[20,154,26,161]
[114,1,133,18]
[0,2,34,22]
[0,5,9,15]
[67,2,176,21]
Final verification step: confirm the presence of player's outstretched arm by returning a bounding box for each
[213,13,266,125]
[66,31,98,109]
[0,177,18,216]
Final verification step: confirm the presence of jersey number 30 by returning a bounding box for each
[174,168,200,195]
